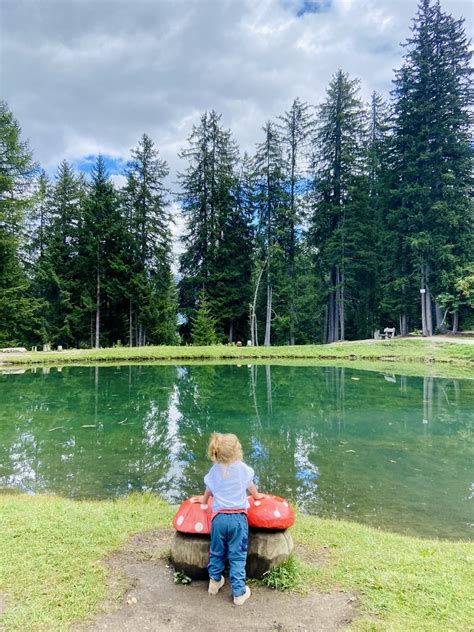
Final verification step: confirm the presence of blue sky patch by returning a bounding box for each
[294,0,332,17]
[73,154,127,177]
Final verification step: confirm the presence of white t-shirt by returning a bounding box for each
[204,460,254,512]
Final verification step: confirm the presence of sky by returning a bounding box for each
[1,0,472,190]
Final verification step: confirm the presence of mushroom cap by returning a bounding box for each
[247,495,294,530]
[173,497,214,535]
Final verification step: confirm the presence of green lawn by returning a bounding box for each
[1,338,473,370]
[0,494,472,631]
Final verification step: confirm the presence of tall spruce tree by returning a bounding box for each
[309,70,374,342]
[211,155,254,343]
[178,111,239,340]
[253,121,288,346]
[390,0,473,335]
[32,160,82,346]
[278,98,312,344]
[123,134,176,345]
[0,101,40,345]
[367,92,392,333]
[78,156,127,348]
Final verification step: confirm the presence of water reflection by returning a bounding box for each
[0,364,473,540]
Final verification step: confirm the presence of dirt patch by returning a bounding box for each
[75,530,358,632]
[0,592,8,615]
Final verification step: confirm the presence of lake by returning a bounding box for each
[0,363,472,540]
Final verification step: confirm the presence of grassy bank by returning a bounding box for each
[0,494,472,631]
[1,338,473,370]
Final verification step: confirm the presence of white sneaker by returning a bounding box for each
[233,586,251,605]
[208,576,225,595]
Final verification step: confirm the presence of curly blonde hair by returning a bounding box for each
[207,432,243,464]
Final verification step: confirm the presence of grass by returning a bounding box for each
[0,494,472,631]
[260,555,303,592]
[1,338,473,370]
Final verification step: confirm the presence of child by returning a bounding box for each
[192,432,265,605]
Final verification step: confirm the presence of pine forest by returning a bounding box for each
[1,0,472,349]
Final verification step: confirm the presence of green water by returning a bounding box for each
[0,364,472,540]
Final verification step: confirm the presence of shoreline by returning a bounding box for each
[1,338,473,372]
[0,339,472,381]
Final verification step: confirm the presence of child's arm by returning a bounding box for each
[247,483,265,500]
[190,488,212,504]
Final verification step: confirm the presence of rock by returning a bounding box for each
[1,347,27,353]
[170,528,294,580]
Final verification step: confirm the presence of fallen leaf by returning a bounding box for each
[345,449,356,453]
[48,426,63,432]
[81,424,96,428]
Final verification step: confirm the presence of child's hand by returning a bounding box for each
[253,492,267,500]
[190,495,205,504]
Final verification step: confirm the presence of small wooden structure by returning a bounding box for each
[374,327,396,340]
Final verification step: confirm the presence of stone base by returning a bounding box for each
[171,532,210,580]
[170,529,294,580]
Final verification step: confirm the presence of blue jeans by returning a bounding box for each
[208,512,248,597]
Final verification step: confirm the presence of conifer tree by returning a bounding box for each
[33,161,84,345]
[390,0,473,335]
[309,71,373,342]
[0,101,40,345]
[211,157,254,342]
[178,111,239,339]
[190,291,218,345]
[278,98,312,344]
[253,121,288,346]
[123,134,176,345]
[367,92,392,332]
[78,156,125,348]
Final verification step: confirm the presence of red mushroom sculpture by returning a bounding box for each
[247,495,294,530]
[173,497,214,535]
[172,494,294,533]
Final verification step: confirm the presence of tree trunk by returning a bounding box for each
[421,288,427,337]
[399,313,407,336]
[435,303,443,332]
[338,267,345,341]
[251,258,267,347]
[329,293,334,343]
[129,299,133,347]
[95,268,100,349]
[421,265,433,337]
[323,304,328,344]
[452,311,459,334]
[228,321,234,344]
[425,287,433,337]
[264,284,272,347]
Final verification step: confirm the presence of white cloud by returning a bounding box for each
[2,0,471,182]
[110,174,127,189]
